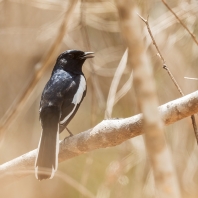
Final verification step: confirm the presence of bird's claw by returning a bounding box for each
[64,133,73,143]
[64,127,74,143]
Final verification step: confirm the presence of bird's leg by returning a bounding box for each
[66,127,73,136]
[64,127,74,142]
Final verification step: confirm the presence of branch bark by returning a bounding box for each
[0,91,198,186]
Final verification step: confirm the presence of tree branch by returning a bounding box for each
[161,0,198,45]
[116,1,181,196]
[137,14,198,144]
[1,90,198,186]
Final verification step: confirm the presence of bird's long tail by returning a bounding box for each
[35,106,60,180]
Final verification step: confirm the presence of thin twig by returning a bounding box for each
[138,14,184,95]
[163,65,183,96]
[138,15,166,63]
[0,0,78,139]
[161,0,198,45]
[138,14,198,144]
[184,77,198,81]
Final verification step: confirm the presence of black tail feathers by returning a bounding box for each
[35,106,60,180]
[35,129,59,180]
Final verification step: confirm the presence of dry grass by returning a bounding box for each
[0,0,198,197]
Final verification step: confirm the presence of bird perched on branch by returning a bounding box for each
[35,50,94,180]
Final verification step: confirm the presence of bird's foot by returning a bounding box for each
[66,127,74,136]
[64,127,74,142]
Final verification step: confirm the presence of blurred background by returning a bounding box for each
[0,0,198,197]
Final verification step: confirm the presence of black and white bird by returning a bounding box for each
[35,49,94,180]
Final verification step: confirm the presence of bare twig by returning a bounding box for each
[184,77,198,81]
[144,3,198,43]
[0,90,198,186]
[137,14,183,95]
[0,0,78,139]
[138,15,165,62]
[138,14,198,145]
[117,1,181,197]
[161,0,198,45]
[163,65,184,96]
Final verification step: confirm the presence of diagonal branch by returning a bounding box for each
[138,14,198,145]
[137,14,183,95]
[161,0,198,45]
[0,90,198,186]
[0,0,78,139]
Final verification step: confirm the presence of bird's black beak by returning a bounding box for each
[80,52,94,59]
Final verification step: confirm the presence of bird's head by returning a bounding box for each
[55,50,94,74]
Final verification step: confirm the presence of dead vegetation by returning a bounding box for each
[0,0,198,197]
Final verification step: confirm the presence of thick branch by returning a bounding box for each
[1,91,198,186]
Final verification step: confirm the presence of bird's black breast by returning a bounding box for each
[40,69,86,129]
[40,69,82,110]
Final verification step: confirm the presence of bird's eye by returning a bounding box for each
[68,54,74,59]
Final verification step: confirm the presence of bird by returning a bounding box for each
[35,49,94,180]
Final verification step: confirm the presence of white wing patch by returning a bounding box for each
[59,75,86,125]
